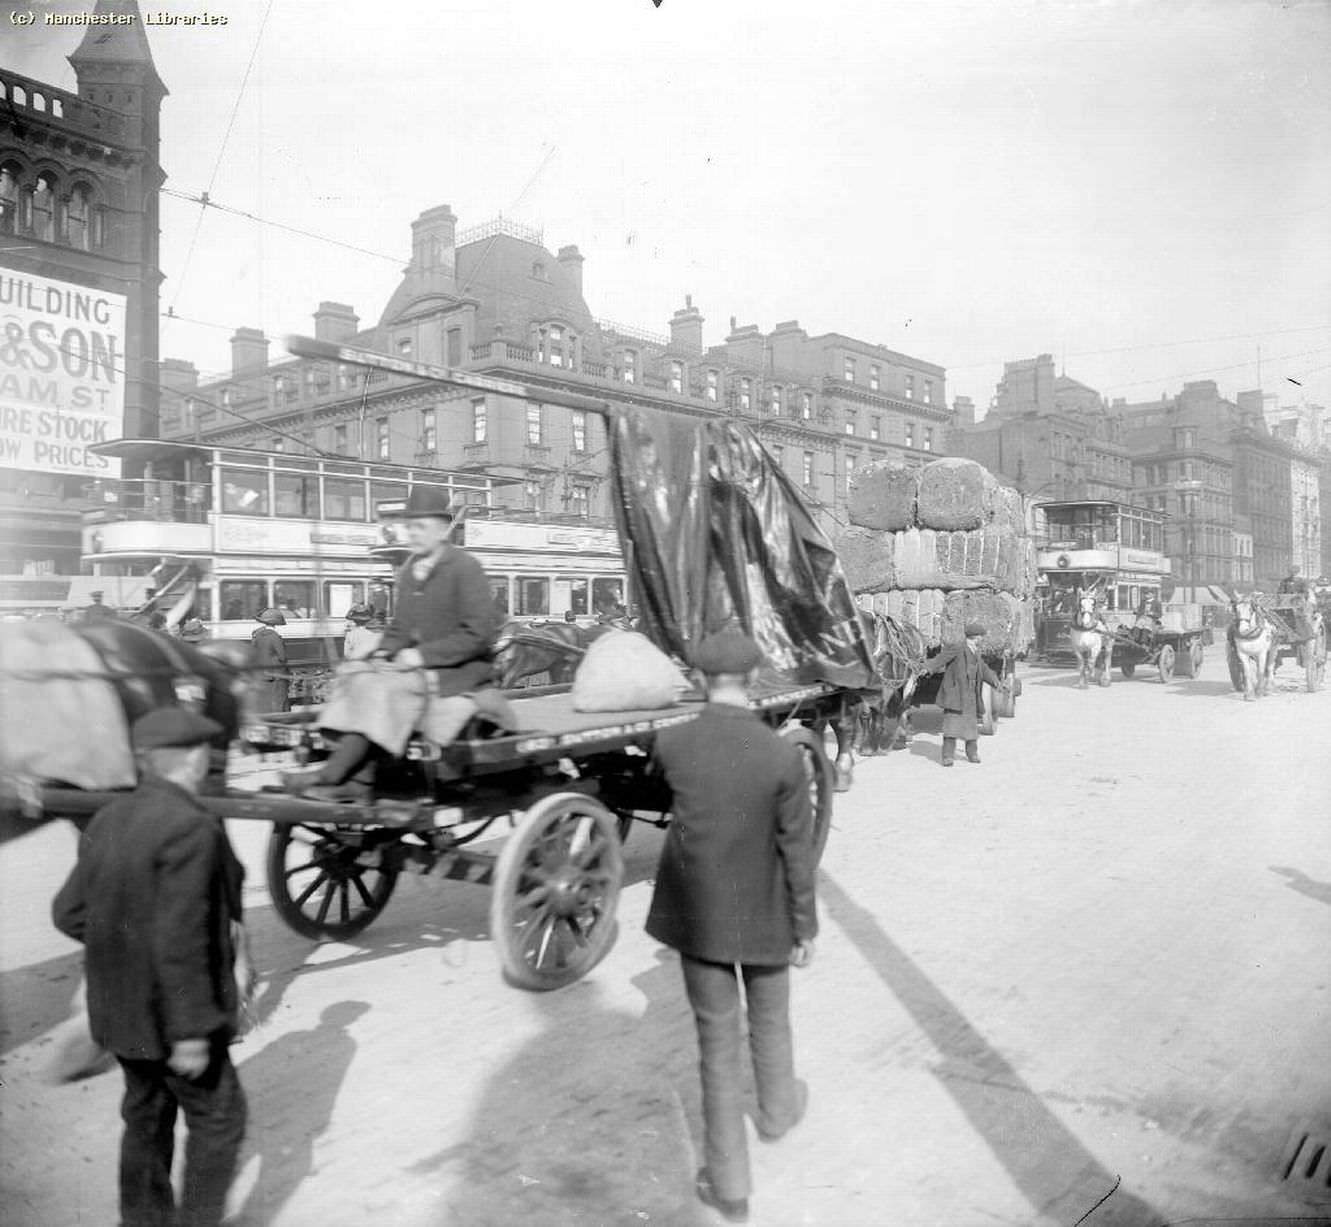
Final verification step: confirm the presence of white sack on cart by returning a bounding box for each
[571,630,690,712]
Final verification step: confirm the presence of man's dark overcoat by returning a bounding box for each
[646,703,817,966]
[378,547,498,695]
[52,776,245,1061]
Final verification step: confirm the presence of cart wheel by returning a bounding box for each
[1226,639,1245,691]
[781,725,834,866]
[490,792,624,992]
[1156,643,1176,683]
[266,823,399,941]
[1120,662,1136,679]
[979,684,997,736]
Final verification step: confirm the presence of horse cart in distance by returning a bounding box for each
[1225,591,1327,699]
[1111,601,1213,684]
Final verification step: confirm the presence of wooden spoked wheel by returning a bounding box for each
[490,793,624,992]
[266,823,399,941]
[1156,643,1176,684]
[780,724,835,867]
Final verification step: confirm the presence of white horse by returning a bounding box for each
[1069,590,1112,689]
[1228,596,1277,701]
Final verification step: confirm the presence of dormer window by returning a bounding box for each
[622,349,637,384]
[540,324,574,369]
[669,361,684,394]
[706,370,719,402]
[740,378,751,411]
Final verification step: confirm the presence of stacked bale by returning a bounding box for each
[838,457,1035,656]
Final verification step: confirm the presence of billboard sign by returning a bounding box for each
[0,271,126,477]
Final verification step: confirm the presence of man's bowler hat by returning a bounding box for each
[131,708,224,751]
[692,630,764,675]
[393,486,455,520]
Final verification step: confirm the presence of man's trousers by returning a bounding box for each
[116,1049,246,1227]
[680,956,802,1202]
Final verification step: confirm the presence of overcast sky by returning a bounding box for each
[8,0,1330,415]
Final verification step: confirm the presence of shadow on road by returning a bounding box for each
[1270,866,1331,907]
[819,871,1162,1227]
[232,1000,371,1227]
[425,952,708,1227]
[0,947,84,1058]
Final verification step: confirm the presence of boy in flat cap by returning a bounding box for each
[922,621,1007,767]
[285,486,499,800]
[53,709,248,1227]
[646,630,817,1224]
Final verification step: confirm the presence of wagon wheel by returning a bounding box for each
[979,683,997,735]
[1119,661,1136,679]
[490,793,624,992]
[266,823,399,941]
[1225,639,1245,692]
[1156,643,1176,684]
[780,725,834,867]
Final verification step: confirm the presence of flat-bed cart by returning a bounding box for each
[1108,620,1210,683]
[233,681,843,989]
[1225,594,1327,694]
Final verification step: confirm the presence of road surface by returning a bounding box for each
[2,659,1329,1226]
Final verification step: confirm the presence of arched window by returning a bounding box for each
[32,92,46,113]
[0,163,20,235]
[12,86,26,107]
[32,172,57,242]
[52,97,63,118]
[91,205,106,249]
[65,183,92,249]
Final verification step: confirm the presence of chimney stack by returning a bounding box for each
[229,328,269,377]
[411,204,458,275]
[669,295,704,354]
[314,301,359,343]
[557,245,584,296]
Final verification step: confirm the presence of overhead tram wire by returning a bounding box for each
[167,0,278,321]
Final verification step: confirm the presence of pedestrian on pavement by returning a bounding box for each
[251,608,290,713]
[52,708,249,1227]
[922,622,1007,767]
[645,629,817,1225]
[342,602,382,661]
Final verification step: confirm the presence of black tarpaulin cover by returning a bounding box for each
[608,406,874,689]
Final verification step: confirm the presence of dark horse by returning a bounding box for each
[0,620,249,844]
[493,619,629,688]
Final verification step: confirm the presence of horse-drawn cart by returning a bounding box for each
[7,338,873,993]
[1225,592,1327,696]
[1110,604,1212,683]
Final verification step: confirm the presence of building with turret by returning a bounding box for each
[0,0,166,613]
[159,206,949,535]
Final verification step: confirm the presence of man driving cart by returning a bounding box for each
[284,487,501,802]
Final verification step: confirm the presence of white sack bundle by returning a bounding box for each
[571,630,690,713]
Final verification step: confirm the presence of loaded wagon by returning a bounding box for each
[6,338,873,992]
[1109,601,1213,683]
[1224,592,1328,695]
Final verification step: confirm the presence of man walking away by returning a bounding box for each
[53,709,248,1227]
[646,630,817,1224]
[923,621,1007,767]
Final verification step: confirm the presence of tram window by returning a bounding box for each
[219,581,268,621]
[489,577,511,618]
[274,473,319,519]
[553,577,589,617]
[220,469,269,516]
[273,581,315,619]
[513,576,549,617]
[592,577,625,616]
[1118,586,1131,610]
[324,477,368,521]
[368,581,392,621]
[324,581,363,619]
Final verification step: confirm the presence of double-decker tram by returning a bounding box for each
[80,440,505,665]
[1034,499,1169,659]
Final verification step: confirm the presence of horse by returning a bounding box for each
[1069,590,1113,689]
[1227,595,1277,701]
[0,620,249,843]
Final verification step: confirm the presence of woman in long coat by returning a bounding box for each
[923,621,1005,767]
[251,608,290,713]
